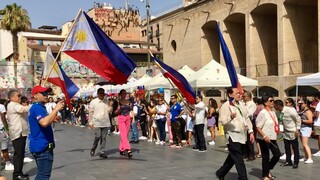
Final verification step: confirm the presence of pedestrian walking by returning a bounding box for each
[89,88,113,158]
[215,87,254,180]
[116,89,133,158]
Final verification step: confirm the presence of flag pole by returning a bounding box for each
[41,9,83,86]
[147,50,193,113]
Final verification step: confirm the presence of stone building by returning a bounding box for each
[148,0,319,98]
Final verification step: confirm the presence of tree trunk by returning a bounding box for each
[12,32,18,88]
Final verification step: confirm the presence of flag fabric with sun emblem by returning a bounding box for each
[62,10,136,84]
[42,46,79,110]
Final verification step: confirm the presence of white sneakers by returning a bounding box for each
[113,131,120,135]
[5,162,14,171]
[280,154,286,160]
[304,159,314,164]
[24,157,33,163]
[208,141,215,146]
[313,151,320,157]
[139,136,148,140]
[279,154,294,161]
[299,157,313,164]
[159,141,165,145]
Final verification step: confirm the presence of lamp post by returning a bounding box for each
[142,0,151,76]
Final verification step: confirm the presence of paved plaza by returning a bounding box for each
[2,124,320,180]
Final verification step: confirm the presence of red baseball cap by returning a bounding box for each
[32,85,52,95]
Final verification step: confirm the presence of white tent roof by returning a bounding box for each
[121,74,152,91]
[187,60,258,88]
[296,72,320,86]
[145,65,195,90]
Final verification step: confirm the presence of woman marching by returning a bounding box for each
[116,89,133,158]
[255,95,281,180]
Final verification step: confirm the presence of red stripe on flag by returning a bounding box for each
[164,72,195,105]
[47,77,72,110]
[64,50,129,84]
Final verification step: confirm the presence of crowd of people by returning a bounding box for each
[1,85,320,180]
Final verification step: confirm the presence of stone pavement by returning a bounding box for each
[2,124,320,180]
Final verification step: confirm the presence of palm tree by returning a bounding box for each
[0,3,30,88]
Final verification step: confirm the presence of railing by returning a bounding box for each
[289,59,317,74]
[255,64,278,77]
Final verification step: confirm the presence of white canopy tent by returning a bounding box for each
[296,72,320,100]
[145,65,195,90]
[296,72,320,86]
[187,60,258,88]
[120,74,152,92]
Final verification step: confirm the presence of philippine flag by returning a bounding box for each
[153,57,195,105]
[62,10,136,84]
[216,22,244,94]
[42,46,79,109]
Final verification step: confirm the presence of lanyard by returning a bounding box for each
[229,101,243,117]
[266,108,279,134]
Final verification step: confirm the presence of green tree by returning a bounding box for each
[0,3,30,88]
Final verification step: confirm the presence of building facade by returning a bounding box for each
[149,0,319,98]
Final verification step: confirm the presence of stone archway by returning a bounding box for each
[250,3,278,77]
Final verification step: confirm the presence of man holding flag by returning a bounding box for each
[28,86,65,180]
[216,87,254,180]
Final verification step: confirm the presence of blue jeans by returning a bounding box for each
[33,150,54,180]
[130,120,139,141]
[156,118,166,142]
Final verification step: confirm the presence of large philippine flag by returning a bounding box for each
[61,10,136,84]
[42,46,79,109]
[154,57,195,105]
[216,22,244,94]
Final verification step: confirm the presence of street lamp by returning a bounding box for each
[141,0,151,76]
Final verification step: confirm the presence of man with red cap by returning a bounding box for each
[28,85,64,180]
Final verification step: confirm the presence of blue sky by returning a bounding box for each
[0,0,181,29]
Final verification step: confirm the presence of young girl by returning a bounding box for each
[207,98,218,145]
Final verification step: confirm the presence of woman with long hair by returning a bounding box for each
[256,95,281,180]
[147,99,160,143]
[116,89,133,158]
[207,98,218,145]
[298,97,313,164]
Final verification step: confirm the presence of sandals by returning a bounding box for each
[268,173,276,180]
[127,150,133,158]
[119,150,125,156]
[256,154,262,158]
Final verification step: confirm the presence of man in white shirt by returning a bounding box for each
[192,95,207,152]
[216,87,254,180]
[242,91,257,161]
[7,89,30,180]
[274,100,301,168]
[89,88,113,158]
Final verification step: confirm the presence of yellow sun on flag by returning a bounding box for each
[75,30,87,43]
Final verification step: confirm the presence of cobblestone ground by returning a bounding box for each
[2,124,320,180]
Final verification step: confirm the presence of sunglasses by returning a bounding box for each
[40,92,49,96]
[268,99,274,102]
[17,94,22,97]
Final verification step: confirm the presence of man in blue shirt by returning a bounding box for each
[169,94,184,148]
[28,85,64,180]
